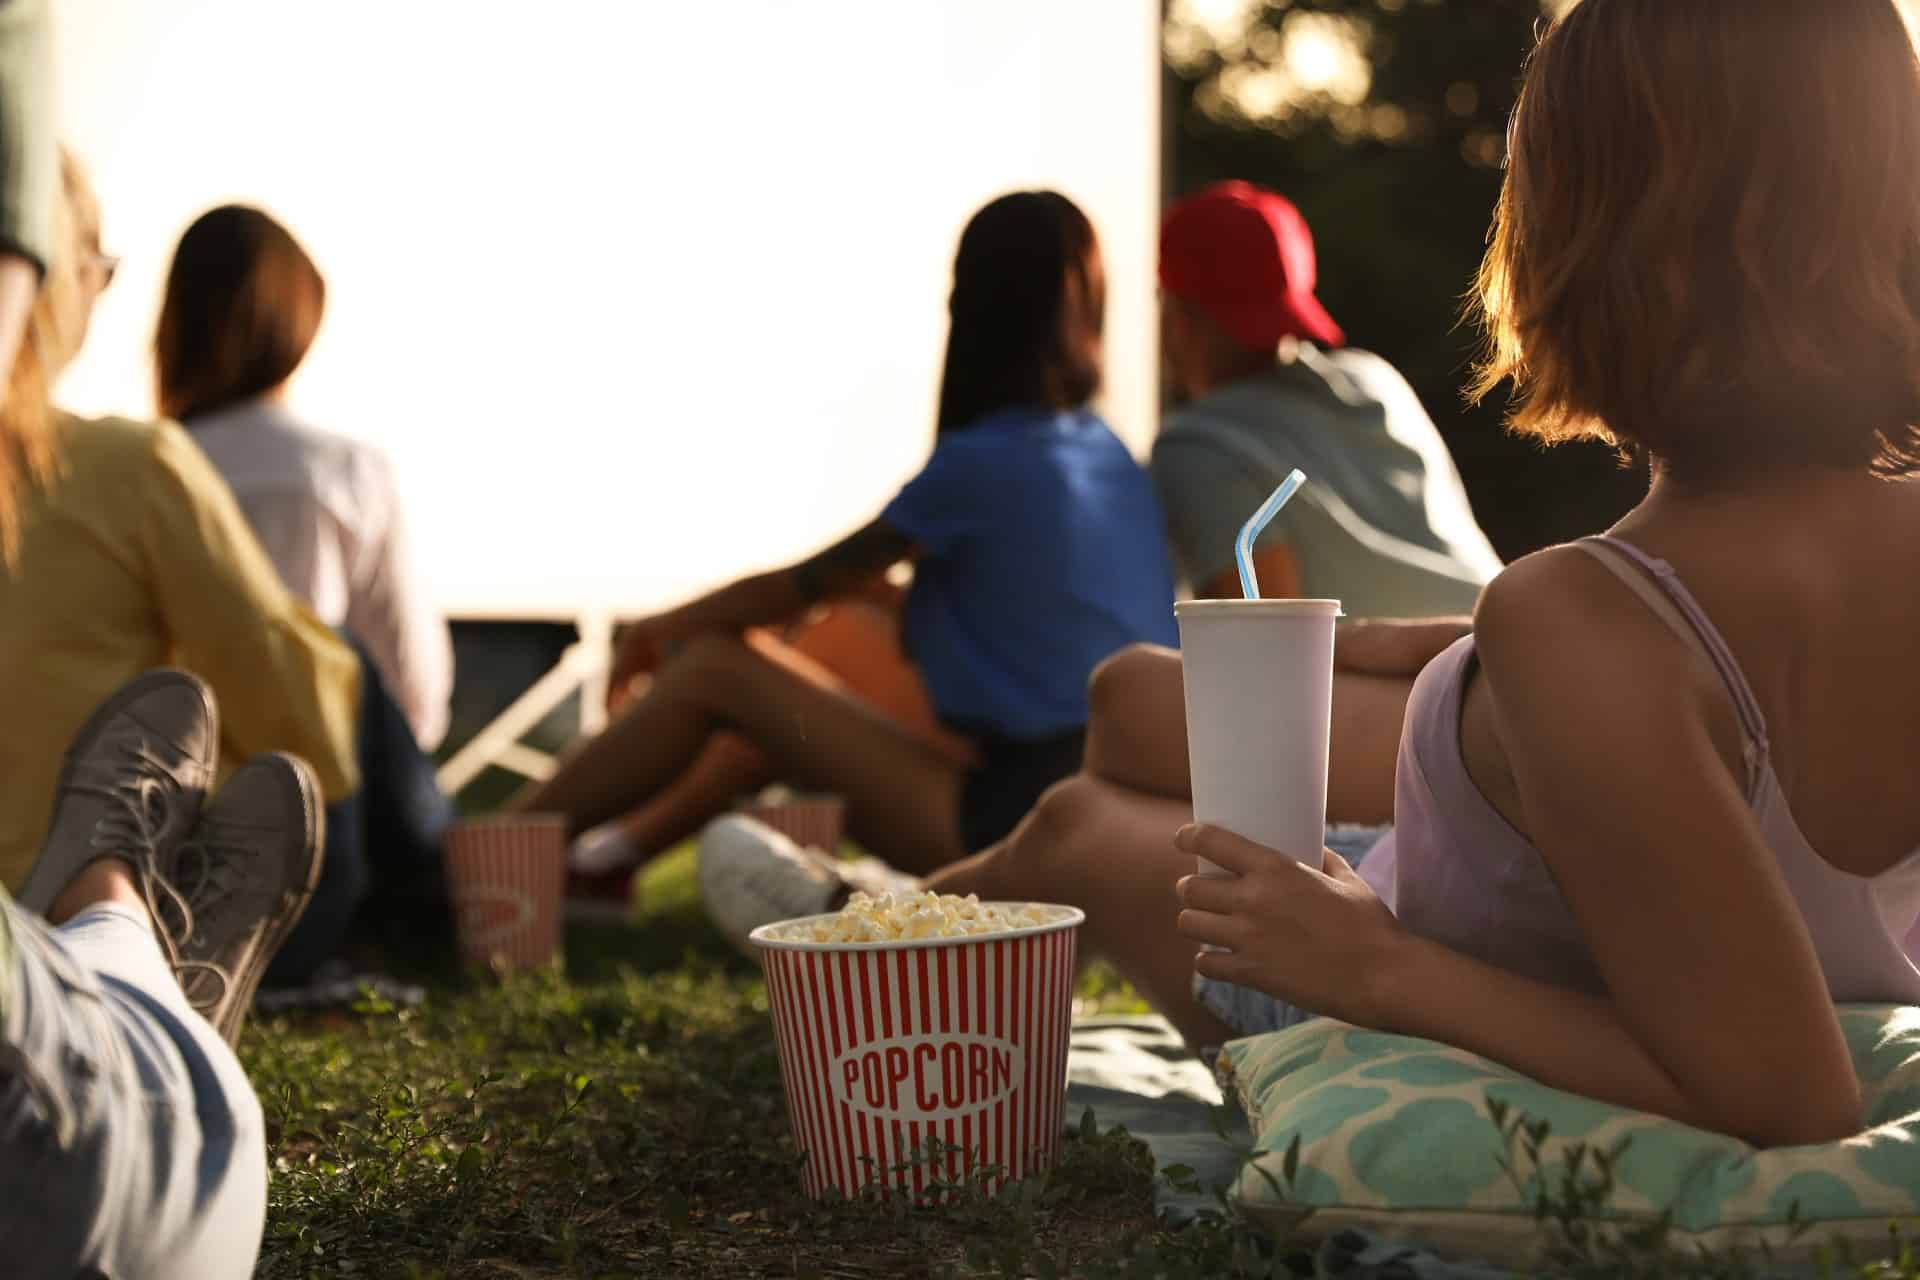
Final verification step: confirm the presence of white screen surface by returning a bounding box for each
[54,2,1162,618]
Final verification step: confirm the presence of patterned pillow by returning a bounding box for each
[1219,1006,1920,1270]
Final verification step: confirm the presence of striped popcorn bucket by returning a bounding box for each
[751,906,1084,1202]
[446,815,567,973]
[737,792,846,854]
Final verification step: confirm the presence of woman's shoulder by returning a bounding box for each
[1478,544,1632,639]
[55,411,195,469]
[1473,541,1714,706]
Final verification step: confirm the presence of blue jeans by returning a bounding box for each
[1192,825,1390,1038]
[266,638,452,984]
[0,895,265,1278]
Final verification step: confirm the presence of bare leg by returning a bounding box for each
[46,858,147,927]
[925,776,1231,1047]
[601,607,971,862]
[1082,646,1190,799]
[615,732,772,860]
[1081,644,1411,825]
[519,632,968,873]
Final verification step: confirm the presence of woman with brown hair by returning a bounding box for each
[0,146,332,1276]
[156,204,453,754]
[758,0,1920,1150]
[149,204,457,981]
[517,190,1180,921]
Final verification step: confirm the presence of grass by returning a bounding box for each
[244,845,1183,1278]
[241,845,1920,1279]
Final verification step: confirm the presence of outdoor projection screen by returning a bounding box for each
[55,1,1163,618]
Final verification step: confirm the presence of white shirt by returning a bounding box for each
[186,399,453,750]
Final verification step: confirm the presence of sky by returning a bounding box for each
[55,1,1161,618]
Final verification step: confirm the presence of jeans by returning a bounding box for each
[267,636,453,984]
[0,893,265,1279]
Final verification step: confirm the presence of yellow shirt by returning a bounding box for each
[0,413,361,889]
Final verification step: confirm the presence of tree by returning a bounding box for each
[1165,0,1646,559]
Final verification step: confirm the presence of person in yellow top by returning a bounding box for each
[0,23,333,1270]
[0,152,360,901]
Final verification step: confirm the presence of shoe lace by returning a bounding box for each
[68,740,197,957]
[163,827,256,1016]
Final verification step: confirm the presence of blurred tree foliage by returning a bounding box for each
[1165,0,1647,560]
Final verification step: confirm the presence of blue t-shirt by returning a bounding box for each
[881,407,1179,741]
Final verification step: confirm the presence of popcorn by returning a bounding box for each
[773,891,1060,944]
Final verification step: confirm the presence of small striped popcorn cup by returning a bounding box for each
[446,814,567,973]
[751,904,1084,1201]
[738,791,846,854]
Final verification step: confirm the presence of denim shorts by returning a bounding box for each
[1191,825,1390,1039]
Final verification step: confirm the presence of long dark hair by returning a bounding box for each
[935,190,1105,435]
[154,205,326,424]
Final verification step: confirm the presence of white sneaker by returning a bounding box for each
[570,823,641,874]
[698,815,919,953]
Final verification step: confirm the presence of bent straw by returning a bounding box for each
[1235,469,1308,598]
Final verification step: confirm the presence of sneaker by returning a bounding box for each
[19,669,218,919]
[697,815,918,953]
[565,824,644,923]
[166,753,325,1045]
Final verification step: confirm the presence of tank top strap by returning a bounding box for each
[1575,535,1772,770]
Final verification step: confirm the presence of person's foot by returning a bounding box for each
[166,753,325,1045]
[698,815,918,953]
[19,669,218,920]
[565,824,645,922]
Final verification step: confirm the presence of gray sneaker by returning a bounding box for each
[167,753,324,1045]
[19,669,218,920]
[698,815,920,954]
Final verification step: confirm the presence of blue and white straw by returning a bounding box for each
[1234,469,1307,598]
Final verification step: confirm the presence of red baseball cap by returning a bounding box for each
[1159,180,1345,352]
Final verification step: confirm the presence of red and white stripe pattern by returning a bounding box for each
[757,916,1080,1201]
[446,815,567,972]
[739,793,846,854]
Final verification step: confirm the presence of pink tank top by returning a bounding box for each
[1367,535,1920,1003]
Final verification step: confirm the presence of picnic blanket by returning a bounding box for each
[1064,1015,1515,1279]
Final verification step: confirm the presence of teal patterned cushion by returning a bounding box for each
[1219,1006,1920,1269]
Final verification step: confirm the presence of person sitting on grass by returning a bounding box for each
[719,0,1920,1148]
[0,22,333,1275]
[156,203,455,756]
[0,672,323,1278]
[515,190,1180,910]
[1154,180,1501,612]
[564,586,978,911]
[0,152,442,986]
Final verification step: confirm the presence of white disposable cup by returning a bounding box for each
[1176,599,1341,875]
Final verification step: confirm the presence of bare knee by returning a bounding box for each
[980,774,1111,899]
[1088,644,1177,725]
[1085,645,1188,796]
[658,631,755,693]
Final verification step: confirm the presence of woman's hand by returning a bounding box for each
[1173,823,1405,1029]
[606,614,679,713]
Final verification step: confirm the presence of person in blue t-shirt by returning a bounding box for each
[518,191,1177,914]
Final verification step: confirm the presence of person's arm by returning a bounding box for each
[0,0,54,421]
[1334,616,1473,677]
[340,452,453,750]
[1176,548,1860,1147]
[140,425,361,800]
[0,253,34,407]
[606,519,917,707]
